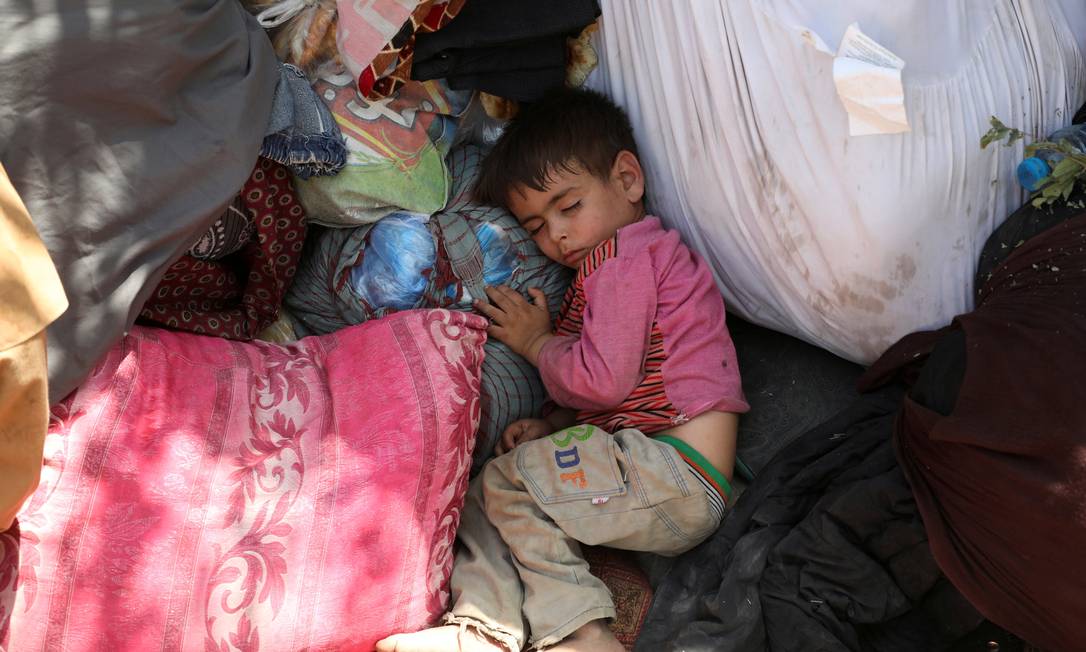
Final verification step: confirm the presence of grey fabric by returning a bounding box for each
[0,0,280,401]
[729,316,864,473]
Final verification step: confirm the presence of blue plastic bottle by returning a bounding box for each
[1016,124,1086,191]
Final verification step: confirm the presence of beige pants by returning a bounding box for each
[0,330,49,531]
[445,425,721,651]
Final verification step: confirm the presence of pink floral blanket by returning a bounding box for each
[1,309,486,651]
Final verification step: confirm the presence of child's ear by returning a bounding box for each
[612,150,645,204]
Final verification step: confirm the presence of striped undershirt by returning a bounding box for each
[686,462,726,520]
[553,236,683,433]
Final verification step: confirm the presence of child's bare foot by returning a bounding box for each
[547,619,624,652]
[375,624,507,652]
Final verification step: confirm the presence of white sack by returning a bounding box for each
[589,0,1086,362]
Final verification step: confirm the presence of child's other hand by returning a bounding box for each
[474,286,552,365]
[496,418,552,455]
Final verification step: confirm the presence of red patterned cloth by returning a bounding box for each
[582,546,653,650]
[2,310,487,650]
[358,0,466,100]
[140,158,306,339]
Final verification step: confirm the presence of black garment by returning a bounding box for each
[635,387,988,652]
[411,0,600,101]
[974,187,1086,290]
[414,37,564,81]
[907,328,965,417]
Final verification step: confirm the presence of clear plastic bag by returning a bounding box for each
[477,221,520,287]
[349,212,435,311]
[350,212,522,311]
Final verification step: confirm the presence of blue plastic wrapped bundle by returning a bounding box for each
[445,221,521,304]
[349,212,521,311]
[477,221,520,287]
[349,212,435,311]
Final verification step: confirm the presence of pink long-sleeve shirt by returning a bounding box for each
[538,216,749,434]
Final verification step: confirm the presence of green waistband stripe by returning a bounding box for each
[654,435,733,500]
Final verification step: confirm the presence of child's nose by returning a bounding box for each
[547,220,566,241]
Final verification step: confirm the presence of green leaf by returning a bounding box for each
[1042,181,1065,199]
[1051,157,1080,179]
[981,117,1008,149]
[1032,195,1049,208]
[980,116,1026,149]
[1025,140,1058,157]
[1062,181,1076,202]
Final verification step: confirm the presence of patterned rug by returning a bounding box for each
[583,546,653,650]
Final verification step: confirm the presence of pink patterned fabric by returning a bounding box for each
[336,0,422,92]
[1,309,487,651]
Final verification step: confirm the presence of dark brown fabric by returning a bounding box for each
[860,213,1086,651]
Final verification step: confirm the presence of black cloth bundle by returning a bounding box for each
[411,0,600,101]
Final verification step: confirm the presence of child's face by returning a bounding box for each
[507,151,645,269]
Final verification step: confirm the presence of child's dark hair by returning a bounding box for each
[474,87,639,207]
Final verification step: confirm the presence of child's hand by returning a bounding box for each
[496,418,552,455]
[474,286,553,365]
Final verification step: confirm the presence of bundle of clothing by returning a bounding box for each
[636,192,1086,650]
[140,158,307,339]
[285,144,572,471]
[249,0,600,105]
[408,0,601,101]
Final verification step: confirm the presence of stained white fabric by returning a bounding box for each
[589,0,1086,363]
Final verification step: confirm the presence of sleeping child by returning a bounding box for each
[378,87,749,652]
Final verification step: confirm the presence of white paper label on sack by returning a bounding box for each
[832,23,909,136]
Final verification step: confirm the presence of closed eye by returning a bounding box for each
[561,201,582,214]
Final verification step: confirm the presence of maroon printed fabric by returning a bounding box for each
[860,213,1086,651]
[140,158,306,338]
